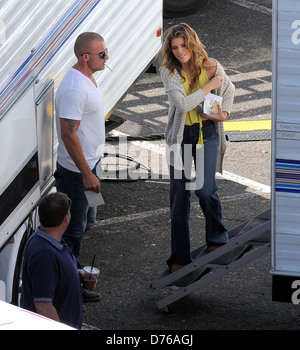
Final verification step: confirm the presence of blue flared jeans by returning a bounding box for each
[167,121,228,267]
[55,162,99,261]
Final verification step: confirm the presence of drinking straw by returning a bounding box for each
[89,254,96,280]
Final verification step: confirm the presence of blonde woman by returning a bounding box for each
[160,23,235,273]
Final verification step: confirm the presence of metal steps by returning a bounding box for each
[151,209,271,311]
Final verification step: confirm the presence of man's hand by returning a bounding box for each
[82,172,101,193]
[78,269,98,291]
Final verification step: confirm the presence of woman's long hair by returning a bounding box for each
[160,23,208,88]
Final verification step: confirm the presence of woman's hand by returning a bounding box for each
[201,105,228,122]
[202,75,223,95]
[210,75,223,90]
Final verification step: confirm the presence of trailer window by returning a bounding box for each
[0,153,39,227]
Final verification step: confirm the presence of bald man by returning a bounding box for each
[54,33,108,301]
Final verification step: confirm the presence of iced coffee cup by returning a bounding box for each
[83,266,100,278]
[82,266,100,290]
[82,275,97,290]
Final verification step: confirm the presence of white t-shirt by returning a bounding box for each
[55,68,105,173]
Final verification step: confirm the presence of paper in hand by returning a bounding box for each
[85,191,105,207]
[204,93,223,115]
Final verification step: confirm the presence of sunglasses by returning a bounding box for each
[80,48,108,59]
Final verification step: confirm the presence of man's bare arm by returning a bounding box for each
[60,118,100,192]
[34,301,60,322]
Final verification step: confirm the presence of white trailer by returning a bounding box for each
[271,0,300,302]
[0,0,162,305]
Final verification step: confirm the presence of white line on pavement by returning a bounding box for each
[220,170,270,194]
[228,0,272,15]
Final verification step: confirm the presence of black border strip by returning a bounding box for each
[0,152,39,227]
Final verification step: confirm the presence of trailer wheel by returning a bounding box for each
[163,0,209,18]
[11,218,34,306]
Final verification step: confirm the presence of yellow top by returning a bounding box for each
[182,69,209,125]
[182,68,209,145]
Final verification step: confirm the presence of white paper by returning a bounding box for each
[84,191,105,207]
[204,93,223,115]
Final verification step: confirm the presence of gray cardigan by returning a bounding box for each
[161,60,235,173]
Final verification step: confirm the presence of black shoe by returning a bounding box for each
[82,289,101,302]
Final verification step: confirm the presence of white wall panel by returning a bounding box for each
[0,86,37,192]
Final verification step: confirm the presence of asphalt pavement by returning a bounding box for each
[78,0,300,333]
